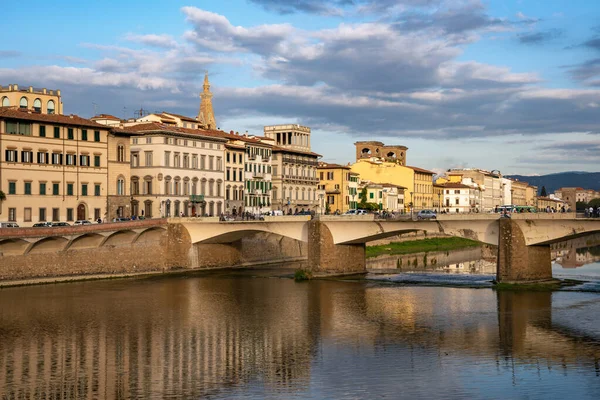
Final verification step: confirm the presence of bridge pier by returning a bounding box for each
[497,218,553,283]
[307,220,366,275]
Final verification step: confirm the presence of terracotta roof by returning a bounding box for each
[225,143,246,150]
[120,122,227,141]
[318,162,350,170]
[92,114,120,121]
[161,112,198,122]
[272,146,321,157]
[441,182,476,189]
[0,107,106,129]
[407,165,435,174]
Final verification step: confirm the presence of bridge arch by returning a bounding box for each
[26,237,69,255]
[133,227,167,244]
[0,238,31,256]
[65,233,105,251]
[102,230,137,247]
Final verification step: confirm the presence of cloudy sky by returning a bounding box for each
[3,0,600,174]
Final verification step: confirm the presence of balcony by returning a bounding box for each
[189,195,205,203]
[282,156,319,166]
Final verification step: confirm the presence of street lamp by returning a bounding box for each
[437,192,441,213]
[409,191,413,219]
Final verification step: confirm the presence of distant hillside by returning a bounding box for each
[506,172,600,194]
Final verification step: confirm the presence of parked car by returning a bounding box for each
[343,209,368,216]
[416,210,437,220]
[0,222,19,228]
[52,222,70,227]
[74,220,92,225]
[32,222,52,227]
[115,217,131,222]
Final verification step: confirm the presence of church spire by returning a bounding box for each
[198,71,217,130]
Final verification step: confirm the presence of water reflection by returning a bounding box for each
[1,274,600,399]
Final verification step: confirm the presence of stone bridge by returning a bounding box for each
[2,215,600,284]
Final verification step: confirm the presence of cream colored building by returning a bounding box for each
[447,168,502,212]
[0,107,109,225]
[264,124,320,214]
[107,128,134,218]
[381,183,405,212]
[243,138,273,215]
[124,123,227,218]
[224,140,246,215]
[0,84,63,115]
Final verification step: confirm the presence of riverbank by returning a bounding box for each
[366,237,483,258]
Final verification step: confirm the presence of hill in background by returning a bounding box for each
[506,172,600,194]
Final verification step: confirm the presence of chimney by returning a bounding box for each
[43,88,47,94]
[29,86,33,93]
[13,84,18,91]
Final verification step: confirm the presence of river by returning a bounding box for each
[1,238,600,399]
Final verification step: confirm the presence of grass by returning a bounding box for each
[294,269,312,281]
[366,237,482,258]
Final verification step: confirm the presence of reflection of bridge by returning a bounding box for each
[1,215,600,284]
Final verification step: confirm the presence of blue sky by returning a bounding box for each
[2,0,600,175]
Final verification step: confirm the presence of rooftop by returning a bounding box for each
[0,107,104,129]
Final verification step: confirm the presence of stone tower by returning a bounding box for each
[354,141,408,165]
[198,72,217,130]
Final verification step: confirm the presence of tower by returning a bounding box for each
[198,72,217,130]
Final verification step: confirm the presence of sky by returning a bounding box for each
[2,0,600,175]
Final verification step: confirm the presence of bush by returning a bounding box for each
[294,269,312,281]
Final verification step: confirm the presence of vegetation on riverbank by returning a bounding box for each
[294,269,312,281]
[366,237,482,258]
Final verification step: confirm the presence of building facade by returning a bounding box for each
[318,163,353,214]
[224,141,246,216]
[124,123,227,218]
[0,107,109,226]
[0,84,63,115]
[244,140,272,215]
[441,182,481,214]
[264,124,320,214]
[107,129,133,219]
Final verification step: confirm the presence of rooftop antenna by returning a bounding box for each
[134,106,149,119]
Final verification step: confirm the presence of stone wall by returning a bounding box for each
[307,220,366,274]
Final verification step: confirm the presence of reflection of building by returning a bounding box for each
[0,107,111,225]
[264,124,320,214]
[124,123,227,218]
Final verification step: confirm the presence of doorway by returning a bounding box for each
[77,203,86,220]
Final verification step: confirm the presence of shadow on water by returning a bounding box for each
[1,264,600,398]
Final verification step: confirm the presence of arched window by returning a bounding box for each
[33,98,42,112]
[164,177,172,195]
[174,177,181,196]
[1,97,9,107]
[117,176,125,195]
[47,100,55,114]
[144,176,153,195]
[117,144,125,162]
[20,97,28,109]
[295,187,299,200]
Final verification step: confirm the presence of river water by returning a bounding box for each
[1,240,600,399]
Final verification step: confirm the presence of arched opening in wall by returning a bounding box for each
[387,152,396,159]
[68,233,104,250]
[117,175,126,196]
[104,230,137,247]
[33,98,42,113]
[77,203,87,221]
[47,100,55,114]
[0,238,30,256]
[28,237,69,254]
[1,96,9,107]
[361,148,372,158]
[19,97,28,109]
[135,227,165,244]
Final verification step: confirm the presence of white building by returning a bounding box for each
[441,182,481,213]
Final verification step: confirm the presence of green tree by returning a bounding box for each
[359,187,368,207]
[589,198,600,207]
[540,186,547,197]
[576,201,588,210]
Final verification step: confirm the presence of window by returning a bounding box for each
[81,184,88,196]
[94,155,100,167]
[52,153,62,165]
[21,151,33,163]
[1,96,9,107]
[8,181,16,195]
[94,209,101,221]
[94,130,100,142]
[80,155,90,166]
[209,156,214,170]
[52,208,60,222]
[145,151,153,166]
[216,157,222,171]
[132,138,139,145]
[33,98,42,112]
[6,121,32,135]
[200,155,206,169]
[8,208,16,222]
[24,208,32,222]
[117,178,125,195]
[67,183,74,196]
[146,137,152,144]
[20,97,28,109]
[54,126,60,138]
[24,182,31,195]
[39,208,47,222]
[131,152,139,167]
[39,182,46,195]
[53,183,59,195]
[5,149,17,162]
[455,198,460,205]
[370,192,374,199]
[81,129,87,141]
[66,154,76,165]
[39,125,46,137]
[66,208,74,221]
[117,145,125,162]
[327,172,334,180]
[94,184,101,196]
[47,100,55,114]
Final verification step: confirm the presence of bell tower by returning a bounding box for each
[198,71,217,130]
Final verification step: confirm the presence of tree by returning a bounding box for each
[589,198,600,207]
[540,186,547,197]
[576,201,588,211]
[0,190,5,202]
[359,187,368,207]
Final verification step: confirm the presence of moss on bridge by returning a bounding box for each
[366,237,482,258]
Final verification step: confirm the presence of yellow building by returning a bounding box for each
[0,107,110,225]
[317,162,353,214]
[409,166,434,211]
[0,84,63,115]
[433,183,445,211]
[510,180,528,206]
[526,184,538,207]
